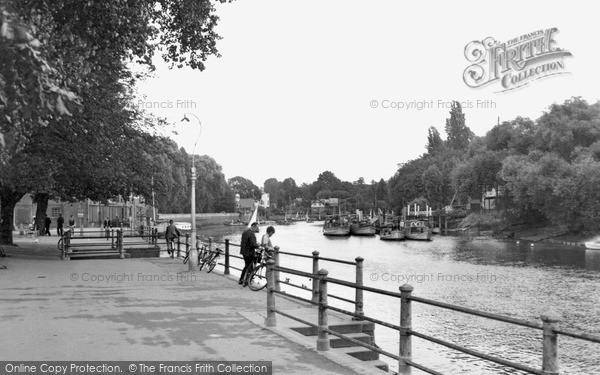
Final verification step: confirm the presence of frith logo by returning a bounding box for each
[463,28,572,92]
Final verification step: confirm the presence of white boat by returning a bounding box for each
[174,222,192,231]
[247,205,258,228]
[405,220,432,241]
[585,241,600,250]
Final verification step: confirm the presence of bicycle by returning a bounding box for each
[197,244,213,270]
[202,247,224,273]
[183,243,209,267]
[247,247,272,291]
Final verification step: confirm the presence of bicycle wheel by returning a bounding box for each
[198,251,210,270]
[248,264,268,291]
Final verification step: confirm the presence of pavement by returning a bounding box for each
[0,233,382,375]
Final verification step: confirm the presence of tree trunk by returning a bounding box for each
[0,188,25,245]
[33,193,50,236]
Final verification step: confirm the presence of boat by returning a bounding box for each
[323,216,350,236]
[223,219,245,226]
[585,241,600,250]
[174,222,192,231]
[247,205,258,228]
[350,221,376,236]
[404,219,432,241]
[379,223,405,241]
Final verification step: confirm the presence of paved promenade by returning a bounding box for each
[0,234,377,375]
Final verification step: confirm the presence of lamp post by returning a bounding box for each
[181,113,202,272]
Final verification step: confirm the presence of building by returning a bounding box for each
[12,194,151,230]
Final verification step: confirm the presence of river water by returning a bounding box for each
[197,221,600,375]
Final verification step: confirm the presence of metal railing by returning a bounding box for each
[255,255,600,375]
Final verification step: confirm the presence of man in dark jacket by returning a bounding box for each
[239,222,260,287]
[165,220,181,259]
[44,215,52,236]
[56,214,64,236]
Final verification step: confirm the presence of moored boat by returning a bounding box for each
[585,241,600,250]
[350,221,376,236]
[379,225,405,241]
[405,220,432,241]
[323,216,350,236]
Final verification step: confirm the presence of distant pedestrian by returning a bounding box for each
[56,214,64,236]
[165,220,181,259]
[239,222,260,287]
[68,215,75,233]
[103,217,111,240]
[44,215,52,236]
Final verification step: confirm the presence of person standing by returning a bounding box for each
[56,214,64,236]
[239,222,260,287]
[165,220,181,259]
[44,215,52,236]
[103,217,111,240]
[68,215,75,233]
[261,226,275,251]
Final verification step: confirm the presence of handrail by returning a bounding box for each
[553,328,600,344]
[409,295,543,330]
[260,249,598,374]
[408,329,543,374]
[215,237,598,374]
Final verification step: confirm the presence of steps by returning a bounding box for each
[291,320,390,373]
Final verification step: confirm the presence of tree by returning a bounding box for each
[228,176,260,200]
[444,101,474,151]
[426,126,444,155]
[1,0,233,244]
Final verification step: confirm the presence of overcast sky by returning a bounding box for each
[135,0,599,187]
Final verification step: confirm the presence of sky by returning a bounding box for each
[135,0,600,187]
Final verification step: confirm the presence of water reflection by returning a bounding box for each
[199,222,600,374]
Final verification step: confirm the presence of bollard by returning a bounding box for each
[317,268,330,351]
[265,259,277,327]
[273,246,281,292]
[224,239,230,275]
[354,256,364,320]
[311,251,320,303]
[111,229,115,249]
[541,315,561,375]
[399,284,414,374]
[118,230,124,259]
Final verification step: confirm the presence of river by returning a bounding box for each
[197,221,600,375]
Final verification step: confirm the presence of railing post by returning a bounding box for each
[317,268,330,351]
[265,259,277,327]
[354,256,364,320]
[541,314,560,375]
[273,246,281,292]
[118,229,124,259]
[224,239,230,275]
[311,251,320,303]
[111,229,115,249]
[399,284,413,374]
